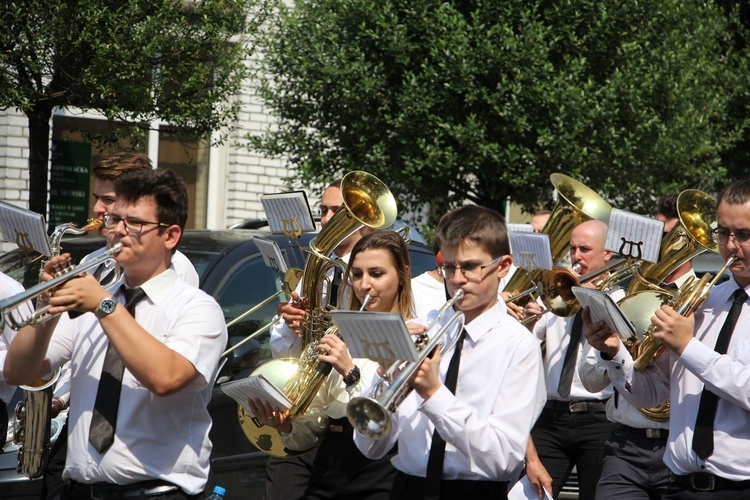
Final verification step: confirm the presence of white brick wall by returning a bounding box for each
[0,109,32,252]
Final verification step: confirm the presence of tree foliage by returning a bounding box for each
[0,0,269,215]
[249,0,749,222]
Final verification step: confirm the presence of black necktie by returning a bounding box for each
[424,328,467,500]
[557,310,583,399]
[89,287,147,454]
[692,287,747,460]
[329,266,343,308]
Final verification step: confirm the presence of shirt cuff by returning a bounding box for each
[678,337,715,375]
[600,343,629,381]
[419,384,454,421]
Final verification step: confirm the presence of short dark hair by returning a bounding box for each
[346,231,415,319]
[718,179,750,206]
[656,194,679,220]
[114,169,189,232]
[93,152,152,181]
[435,205,510,258]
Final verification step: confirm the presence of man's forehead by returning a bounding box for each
[441,241,491,261]
[112,196,156,215]
[321,186,343,205]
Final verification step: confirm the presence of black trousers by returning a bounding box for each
[264,450,319,500]
[63,481,201,500]
[41,418,69,500]
[596,425,669,500]
[0,399,7,450]
[664,473,750,499]
[531,403,614,499]
[389,471,508,500]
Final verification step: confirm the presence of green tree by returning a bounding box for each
[0,0,268,216]
[249,0,748,222]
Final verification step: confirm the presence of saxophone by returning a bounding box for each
[238,171,397,457]
[13,218,102,479]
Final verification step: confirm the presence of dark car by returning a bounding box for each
[0,227,436,499]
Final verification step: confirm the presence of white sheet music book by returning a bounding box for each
[260,191,316,236]
[508,475,554,500]
[605,208,663,263]
[508,232,553,271]
[331,311,419,366]
[255,236,288,273]
[220,374,292,415]
[507,223,534,233]
[571,286,636,339]
[0,201,53,256]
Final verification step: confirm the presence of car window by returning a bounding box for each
[213,254,284,361]
[407,246,437,278]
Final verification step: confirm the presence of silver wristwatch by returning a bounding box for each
[95,297,117,319]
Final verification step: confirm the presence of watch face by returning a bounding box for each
[97,298,117,317]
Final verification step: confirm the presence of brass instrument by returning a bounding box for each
[0,243,123,330]
[238,171,397,457]
[13,370,60,479]
[630,255,736,371]
[347,290,465,440]
[627,190,717,295]
[504,173,612,308]
[12,219,108,480]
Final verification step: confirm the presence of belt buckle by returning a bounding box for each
[690,473,716,491]
[568,402,581,412]
[645,428,661,439]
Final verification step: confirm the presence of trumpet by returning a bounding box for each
[0,243,123,330]
[346,289,465,440]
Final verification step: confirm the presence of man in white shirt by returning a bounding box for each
[577,193,696,499]
[585,179,750,498]
[5,169,226,499]
[42,151,200,500]
[355,205,546,499]
[523,219,617,499]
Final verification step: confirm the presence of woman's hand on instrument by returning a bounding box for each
[247,398,292,433]
[277,292,306,336]
[411,347,442,401]
[506,300,525,322]
[317,333,354,377]
[651,304,695,355]
[523,301,544,330]
[582,307,620,358]
[406,321,427,337]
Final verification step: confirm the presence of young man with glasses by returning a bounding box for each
[5,169,227,500]
[355,204,546,499]
[522,219,620,499]
[586,179,750,498]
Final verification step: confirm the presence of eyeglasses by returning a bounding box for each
[712,228,750,248]
[439,255,503,280]
[102,214,170,235]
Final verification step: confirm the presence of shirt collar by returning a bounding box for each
[112,268,178,306]
[462,300,507,343]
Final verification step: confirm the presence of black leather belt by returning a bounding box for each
[616,424,668,439]
[670,473,750,492]
[545,399,607,413]
[70,480,180,500]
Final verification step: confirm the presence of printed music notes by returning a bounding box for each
[331,311,419,367]
[572,286,636,339]
[260,191,316,236]
[508,232,553,272]
[606,208,663,263]
[221,375,292,415]
[0,201,52,257]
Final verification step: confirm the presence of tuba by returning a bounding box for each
[504,173,612,308]
[13,218,105,479]
[238,171,397,457]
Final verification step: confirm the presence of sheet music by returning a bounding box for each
[572,286,636,338]
[220,374,292,415]
[254,236,289,273]
[0,201,52,256]
[260,191,316,235]
[508,475,554,500]
[332,311,419,366]
[508,232,553,271]
[605,208,663,263]
[507,223,534,233]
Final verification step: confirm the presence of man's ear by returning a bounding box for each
[164,225,182,251]
[495,255,513,279]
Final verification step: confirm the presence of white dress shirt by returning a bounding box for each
[533,287,623,401]
[354,301,546,482]
[45,269,227,494]
[411,271,447,318]
[280,357,379,451]
[270,252,350,359]
[600,276,750,480]
[0,272,32,403]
